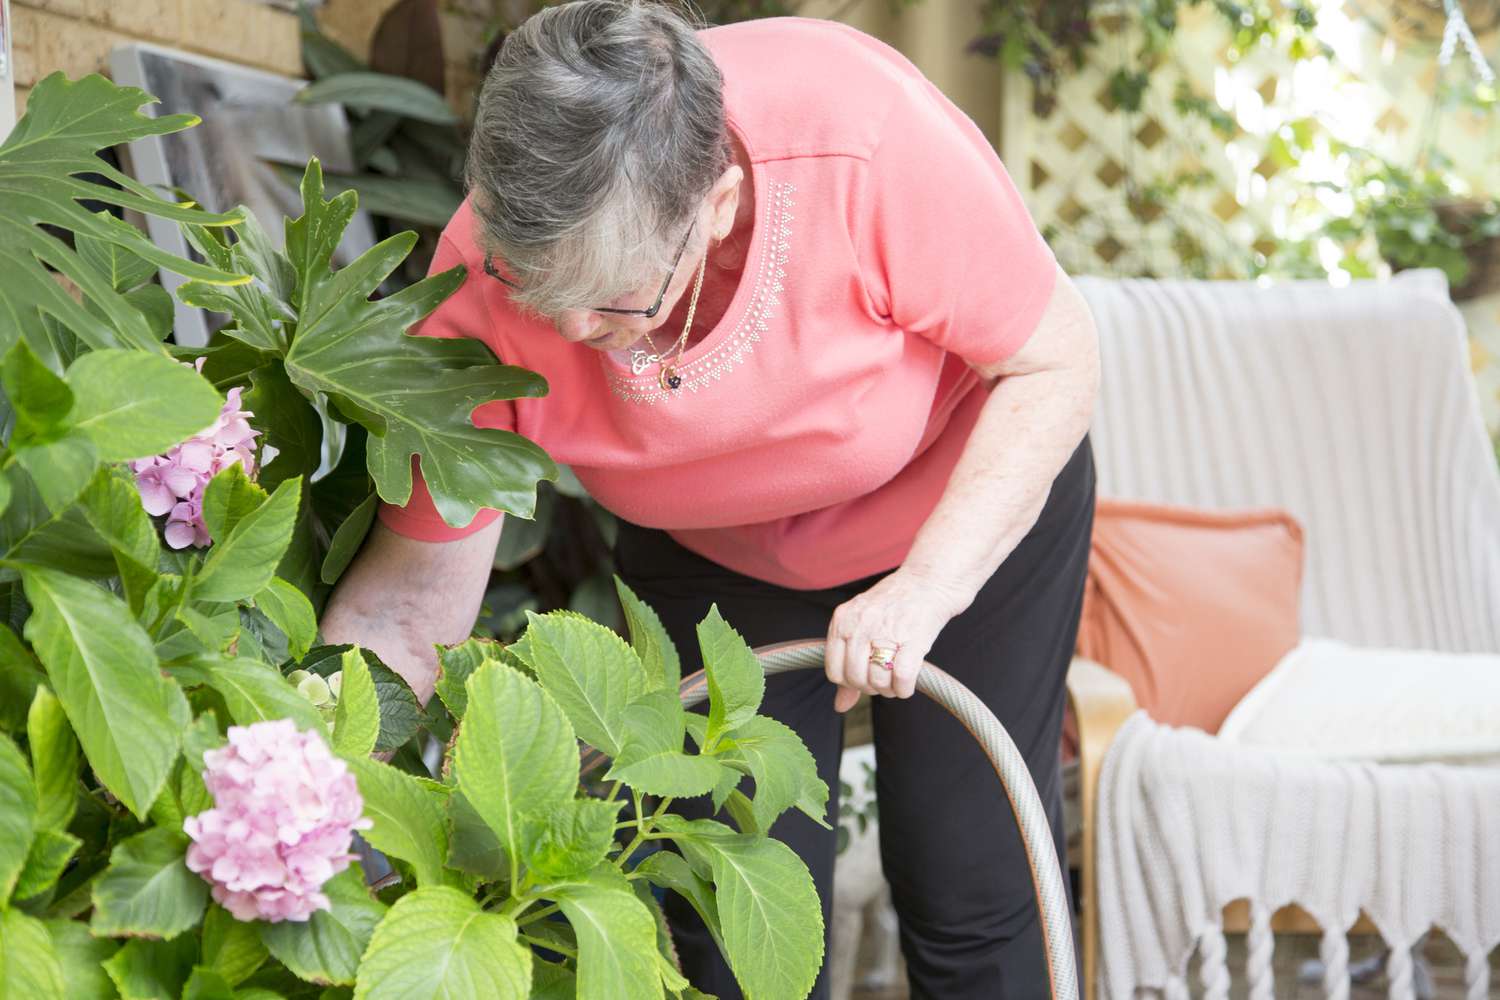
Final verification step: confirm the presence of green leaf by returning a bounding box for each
[309,168,463,229]
[0,466,115,577]
[454,661,578,863]
[77,215,159,291]
[530,960,577,1000]
[0,72,245,356]
[353,887,530,1000]
[0,733,37,902]
[259,865,384,987]
[20,567,186,818]
[202,904,267,987]
[254,577,317,660]
[183,967,235,1000]
[344,757,449,887]
[79,467,161,615]
[718,716,828,832]
[64,349,223,461]
[697,608,765,747]
[606,690,727,799]
[615,578,681,693]
[198,656,325,732]
[178,214,295,356]
[194,477,302,603]
[90,827,208,940]
[201,464,269,544]
[1,337,73,444]
[319,491,376,586]
[331,647,379,758]
[0,624,45,732]
[445,789,507,882]
[657,818,823,1000]
[44,918,120,999]
[102,935,197,1000]
[279,161,555,526]
[517,798,623,880]
[433,638,497,720]
[14,430,97,510]
[28,684,79,832]
[13,828,80,900]
[0,909,67,997]
[299,644,420,752]
[296,73,459,125]
[550,867,663,1000]
[633,879,690,994]
[126,284,176,340]
[243,363,321,492]
[510,611,647,757]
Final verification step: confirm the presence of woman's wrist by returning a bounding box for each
[892,560,976,619]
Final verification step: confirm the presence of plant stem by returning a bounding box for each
[520,934,577,959]
[517,903,560,927]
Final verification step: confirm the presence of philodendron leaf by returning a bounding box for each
[260,864,385,987]
[0,733,37,902]
[64,349,223,461]
[516,798,623,880]
[0,909,67,997]
[697,607,765,748]
[76,212,160,292]
[607,689,728,799]
[717,715,829,832]
[90,827,209,940]
[242,362,321,491]
[353,886,530,1000]
[344,757,449,887]
[454,661,577,862]
[279,161,556,526]
[615,578,682,693]
[331,647,379,758]
[20,567,188,818]
[178,210,296,356]
[27,685,79,832]
[194,477,303,603]
[657,817,824,1000]
[0,72,246,356]
[296,73,459,125]
[550,867,664,1000]
[509,610,647,757]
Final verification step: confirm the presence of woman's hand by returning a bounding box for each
[825,568,969,713]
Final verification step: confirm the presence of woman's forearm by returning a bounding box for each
[900,267,1099,613]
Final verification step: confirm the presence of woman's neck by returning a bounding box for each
[669,135,756,349]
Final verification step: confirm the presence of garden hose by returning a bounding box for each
[588,638,1081,1000]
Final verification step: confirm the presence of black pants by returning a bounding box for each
[615,437,1094,1000]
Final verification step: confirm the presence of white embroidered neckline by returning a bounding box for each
[606,181,796,405]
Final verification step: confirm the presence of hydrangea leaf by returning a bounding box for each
[89,827,208,940]
[353,887,530,1000]
[259,865,385,987]
[549,867,663,1000]
[508,610,647,757]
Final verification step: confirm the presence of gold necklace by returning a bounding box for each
[634,251,707,393]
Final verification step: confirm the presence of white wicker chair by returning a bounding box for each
[1066,269,1500,999]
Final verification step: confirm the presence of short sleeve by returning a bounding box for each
[375,232,510,543]
[854,82,1057,369]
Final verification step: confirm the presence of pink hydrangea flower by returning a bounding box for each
[183,720,371,923]
[130,360,260,550]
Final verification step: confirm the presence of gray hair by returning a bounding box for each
[466,0,730,317]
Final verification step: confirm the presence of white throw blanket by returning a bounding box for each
[1095,712,1500,1000]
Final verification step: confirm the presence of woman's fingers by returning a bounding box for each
[889,644,921,699]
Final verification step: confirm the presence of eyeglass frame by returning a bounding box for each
[482,218,697,318]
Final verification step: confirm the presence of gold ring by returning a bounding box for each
[869,645,897,670]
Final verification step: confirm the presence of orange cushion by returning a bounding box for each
[1071,501,1305,742]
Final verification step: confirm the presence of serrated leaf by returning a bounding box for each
[14,825,76,901]
[0,466,115,577]
[43,918,120,998]
[549,867,663,1000]
[279,161,555,526]
[530,960,577,1000]
[0,72,245,357]
[64,349,223,461]
[615,578,681,693]
[331,647,379,757]
[517,798,622,880]
[90,827,208,940]
[345,757,448,887]
[243,363,320,492]
[198,656,325,733]
[194,477,302,603]
[102,935,197,999]
[630,851,722,949]
[718,716,828,832]
[606,690,727,799]
[697,608,765,748]
[78,466,161,615]
[201,464,269,544]
[0,337,73,444]
[0,909,67,997]
[319,490,376,586]
[27,685,77,832]
[183,966,235,1000]
[302,644,420,752]
[454,661,577,864]
[259,865,384,987]
[254,577,317,660]
[433,638,497,720]
[353,887,530,1000]
[202,904,267,987]
[14,429,97,510]
[0,733,37,902]
[657,817,823,1000]
[632,879,690,994]
[0,624,44,732]
[446,789,507,882]
[20,568,186,818]
[510,610,647,757]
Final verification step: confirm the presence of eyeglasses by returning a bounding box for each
[482,219,696,318]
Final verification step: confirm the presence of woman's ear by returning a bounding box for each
[706,163,743,240]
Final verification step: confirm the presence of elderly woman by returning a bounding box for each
[322,2,1098,996]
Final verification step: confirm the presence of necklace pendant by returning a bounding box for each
[659,366,682,391]
[630,350,656,376]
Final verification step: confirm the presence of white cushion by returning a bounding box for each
[1217,638,1500,765]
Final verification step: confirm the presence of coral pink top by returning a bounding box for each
[379,17,1057,590]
